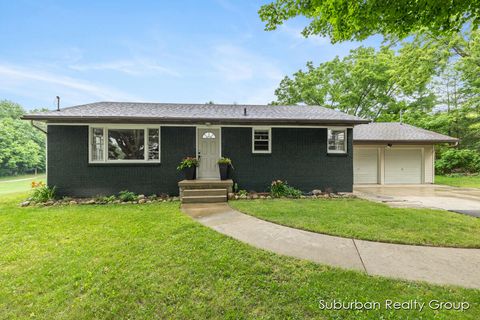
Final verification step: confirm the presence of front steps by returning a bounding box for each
[182,189,227,203]
[178,179,233,204]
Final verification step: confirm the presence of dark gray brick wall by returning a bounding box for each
[221,127,353,192]
[47,125,195,197]
[47,125,353,196]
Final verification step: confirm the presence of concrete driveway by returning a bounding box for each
[354,185,480,217]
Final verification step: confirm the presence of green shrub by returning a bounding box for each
[435,149,480,174]
[102,195,117,203]
[238,190,248,197]
[118,190,137,202]
[31,184,56,202]
[177,157,199,170]
[218,157,232,165]
[270,180,302,198]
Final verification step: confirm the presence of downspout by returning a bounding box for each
[30,120,48,181]
[31,120,47,134]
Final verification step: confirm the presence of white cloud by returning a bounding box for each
[0,63,139,106]
[211,44,283,82]
[70,58,181,77]
[204,44,284,104]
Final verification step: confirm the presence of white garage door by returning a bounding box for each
[354,148,378,184]
[385,149,422,184]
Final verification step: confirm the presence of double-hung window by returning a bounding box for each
[252,128,271,153]
[90,126,160,163]
[327,128,347,154]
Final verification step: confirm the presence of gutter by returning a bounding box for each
[353,139,459,145]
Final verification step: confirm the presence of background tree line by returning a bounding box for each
[0,100,46,176]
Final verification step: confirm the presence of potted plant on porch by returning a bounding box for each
[217,157,233,180]
[177,157,199,180]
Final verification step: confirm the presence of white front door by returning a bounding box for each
[197,128,220,179]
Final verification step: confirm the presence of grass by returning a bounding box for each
[436,174,480,188]
[230,198,480,248]
[0,174,45,196]
[0,173,44,181]
[0,193,478,319]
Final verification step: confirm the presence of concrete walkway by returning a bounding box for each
[182,203,480,289]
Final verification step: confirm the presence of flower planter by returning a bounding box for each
[218,157,233,180]
[183,166,196,180]
[219,163,229,180]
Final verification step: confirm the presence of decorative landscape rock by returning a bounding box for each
[21,194,185,207]
[21,187,354,207]
[227,190,355,201]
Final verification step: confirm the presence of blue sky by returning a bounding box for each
[0,0,380,110]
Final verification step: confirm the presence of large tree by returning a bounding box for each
[273,43,441,120]
[0,100,24,119]
[259,0,480,42]
[0,100,46,176]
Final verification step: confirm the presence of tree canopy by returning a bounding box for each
[274,42,441,120]
[0,100,46,176]
[259,0,480,42]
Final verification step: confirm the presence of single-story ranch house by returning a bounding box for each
[23,102,457,200]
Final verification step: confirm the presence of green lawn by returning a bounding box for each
[436,174,480,188]
[230,198,480,248]
[0,194,478,319]
[0,174,45,196]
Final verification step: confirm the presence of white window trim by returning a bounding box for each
[252,127,272,154]
[88,125,161,164]
[327,128,348,154]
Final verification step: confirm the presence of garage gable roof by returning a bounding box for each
[354,122,458,143]
[22,101,369,125]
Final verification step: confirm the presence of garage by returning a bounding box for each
[354,148,378,184]
[384,148,422,184]
[353,123,458,185]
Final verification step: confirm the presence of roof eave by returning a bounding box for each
[21,115,370,125]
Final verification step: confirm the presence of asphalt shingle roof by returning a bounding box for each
[354,122,458,143]
[22,101,369,125]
